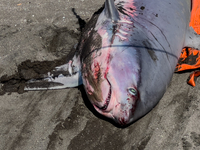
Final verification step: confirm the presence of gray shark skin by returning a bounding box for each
[24,0,200,126]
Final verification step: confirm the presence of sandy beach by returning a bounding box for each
[0,0,200,150]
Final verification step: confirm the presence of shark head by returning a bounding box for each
[82,46,140,126]
[81,0,141,126]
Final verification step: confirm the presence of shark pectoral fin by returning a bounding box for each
[24,55,82,91]
[24,71,82,90]
[185,27,200,50]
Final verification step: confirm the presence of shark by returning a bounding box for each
[24,0,200,126]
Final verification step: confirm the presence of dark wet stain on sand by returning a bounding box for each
[47,93,84,150]
[67,120,125,150]
[0,26,79,95]
[40,27,79,57]
[136,135,151,150]
[0,59,66,94]
[7,97,41,150]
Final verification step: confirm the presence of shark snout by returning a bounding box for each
[112,97,136,126]
[93,89,138,126]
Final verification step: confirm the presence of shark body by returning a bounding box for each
[24,0,200,126]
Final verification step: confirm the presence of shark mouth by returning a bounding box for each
[94,78,112,112]
[98,86,112,111]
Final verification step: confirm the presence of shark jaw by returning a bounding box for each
[93,85,138,126]
[90,73,139,126]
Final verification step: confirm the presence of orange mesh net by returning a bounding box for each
[175,0,200,86]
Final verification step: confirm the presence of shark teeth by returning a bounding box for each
[101,86,112,110]
[96,85,111,111]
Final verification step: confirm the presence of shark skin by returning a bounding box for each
[24,0,200,126]
[79,0,193,126]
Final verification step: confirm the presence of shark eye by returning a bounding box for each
[128,88,137,96]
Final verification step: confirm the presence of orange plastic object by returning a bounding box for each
[190,0,200,34]
[176,0,200,86]
[176,48,200,72]
[188,71,200,86]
